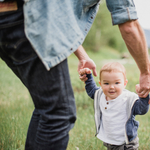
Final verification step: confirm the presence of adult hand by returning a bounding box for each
[74,45,97,77]
[138,73,150,98]
[78,58,97,76]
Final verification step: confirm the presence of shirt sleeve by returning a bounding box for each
[132,95,149,115]
[85,74,100,99]
[105,0,138,25]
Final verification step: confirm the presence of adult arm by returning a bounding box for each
[74,45,97,76]
[85,74,99,99]
[119,20,150,98]
[105,0,150,97]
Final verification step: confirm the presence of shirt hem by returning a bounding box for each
[97,134,125,145]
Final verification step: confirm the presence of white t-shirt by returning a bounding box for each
[97,91,128,145]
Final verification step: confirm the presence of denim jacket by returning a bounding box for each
[0,0,137,70]
[85,74,149,144]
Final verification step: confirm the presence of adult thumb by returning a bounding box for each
[92,67,97,76]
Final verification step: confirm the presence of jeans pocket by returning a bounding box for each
[0,37,37,65]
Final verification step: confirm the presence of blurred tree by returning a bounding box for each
[83,0,127,53]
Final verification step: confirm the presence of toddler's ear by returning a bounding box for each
[124,79,128,86]
[99,81,101,86]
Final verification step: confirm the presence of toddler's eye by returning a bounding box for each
[104,83,109,85]
[115,82,120,84]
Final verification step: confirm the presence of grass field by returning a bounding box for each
[0,49,150,150]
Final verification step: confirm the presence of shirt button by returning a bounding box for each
[70,48,73,50]
[107,102,109,105]
[85,29,87,31]
[91,16,93,19]
[105,107,107,109]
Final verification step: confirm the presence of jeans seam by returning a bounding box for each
[61,61,69,115]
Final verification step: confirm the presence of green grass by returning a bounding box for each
[0,48,150,150]
[0,60,34,150]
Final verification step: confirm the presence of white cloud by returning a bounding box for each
[134,0,150,30]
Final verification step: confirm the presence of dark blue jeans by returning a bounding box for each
[0,4,76,150]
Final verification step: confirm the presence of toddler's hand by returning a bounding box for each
[135,84,140,94]
[79,68,92,82]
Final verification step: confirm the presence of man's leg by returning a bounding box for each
[22,57,76,150]
[25,109,40,150]
[25,108,69,150]
[0,3,76,150]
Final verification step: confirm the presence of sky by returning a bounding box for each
[134,0,150,30]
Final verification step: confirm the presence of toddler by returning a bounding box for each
[79,62,149,150]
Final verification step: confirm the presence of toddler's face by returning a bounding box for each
[99,71,127,101]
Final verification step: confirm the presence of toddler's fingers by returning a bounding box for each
[135,84,140,93]
[86,68,92,74]
[138,90,149,98]
[79,68,91,76]
[79,74,88,82]
[79,69,85,76]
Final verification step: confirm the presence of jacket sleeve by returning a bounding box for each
[132,95,149,115]
[85,74,100,99]
[105,0,138,25]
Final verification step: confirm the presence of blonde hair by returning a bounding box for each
[99,62,126,81]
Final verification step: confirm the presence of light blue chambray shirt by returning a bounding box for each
[20,0,137,70]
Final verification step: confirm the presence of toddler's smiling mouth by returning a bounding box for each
[109,91,115,94]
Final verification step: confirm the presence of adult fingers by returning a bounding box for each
[138,90,149,98]
[91,67,97,76]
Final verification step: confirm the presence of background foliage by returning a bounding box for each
[83,0,127,53]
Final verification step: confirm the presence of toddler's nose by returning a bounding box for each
[110,85,114,88]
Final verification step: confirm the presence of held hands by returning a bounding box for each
[138,73,150,98]
[78,59,97,77]
[136,84,150,104]
[79,68,92,82]
[74,45,97,77]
